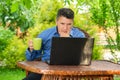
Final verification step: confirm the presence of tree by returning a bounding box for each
[0,0,36,37]
[89,0,120,62]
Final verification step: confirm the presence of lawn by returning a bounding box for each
[0,67,25,80]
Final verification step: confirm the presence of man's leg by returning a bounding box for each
[23,72,42,80]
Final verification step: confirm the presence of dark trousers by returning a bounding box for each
[23,72,42,80]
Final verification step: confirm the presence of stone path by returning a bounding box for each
[103,49,120,61]
[97,31,120,62]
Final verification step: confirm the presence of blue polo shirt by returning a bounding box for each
[25,26,85,62]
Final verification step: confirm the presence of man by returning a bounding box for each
[23,8,85,80]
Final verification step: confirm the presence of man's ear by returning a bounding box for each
[56,20,58,26]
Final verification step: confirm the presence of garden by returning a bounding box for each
[0,0,120,80]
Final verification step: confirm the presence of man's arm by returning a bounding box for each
[25,49,42,61]
[25,38,43,61]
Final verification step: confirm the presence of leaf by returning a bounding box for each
[11,2,19,13]
[23,0,32,9]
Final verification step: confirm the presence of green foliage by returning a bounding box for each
[1,36,27,68]
[26,23,55,40]
[90,0,114,27]
[109,0,120,51]
[1,23,55,68]
[90,0,120,54]
[25,0,64,37]
[0,0,35,31]
[92,45,103,60]
[35,0,63,23]
[0,27,14,60]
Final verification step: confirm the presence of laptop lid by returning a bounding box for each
[79,38,94,65]
[49,37,94,65]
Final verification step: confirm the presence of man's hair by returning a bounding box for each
[56,8,74,20]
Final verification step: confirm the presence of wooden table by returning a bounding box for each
[17,60,120,80]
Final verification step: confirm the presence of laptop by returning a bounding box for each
[49,37,94,66]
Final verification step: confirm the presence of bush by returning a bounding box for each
[1,36,27,68]
[92,45,103,60]
[37,0,63,23]
[1,22,55,68]
[0,27,14,60]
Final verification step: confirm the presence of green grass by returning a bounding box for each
[0,67,25,80]
[114,75,120,80]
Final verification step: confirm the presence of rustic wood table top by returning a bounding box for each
[17,60,120,76]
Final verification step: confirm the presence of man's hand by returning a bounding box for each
[59,31,70,37]
[28,40,34,52]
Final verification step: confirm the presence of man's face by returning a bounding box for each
[56,16,73,37]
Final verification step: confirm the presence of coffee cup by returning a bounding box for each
[33,38,42,50]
